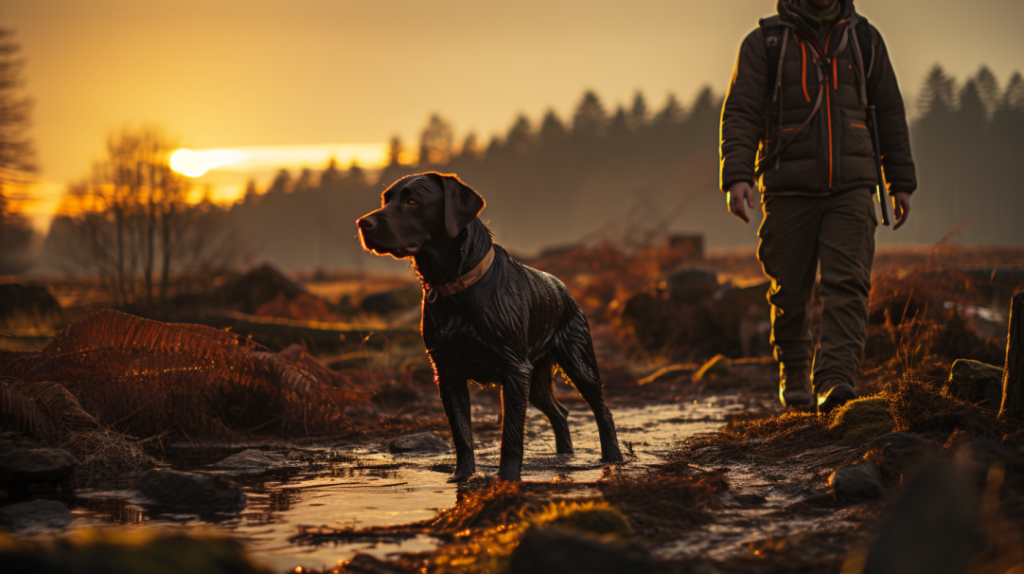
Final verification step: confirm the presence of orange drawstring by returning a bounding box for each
[801,41,810,103]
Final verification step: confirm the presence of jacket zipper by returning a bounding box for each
[800,19,845,190]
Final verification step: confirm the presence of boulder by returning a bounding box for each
[388,432,450,454]
[829,460,883,503]
[955,438,1024,493]
[0,447,78,487]
[872,432,941,473]
[508,527,655,574]
[137,469,246,512]
[207,449,290,473]
[945,359,1003,408]
[213,264,308,313]
[0,283,62,334]
[665,268,719,301]
[860,461,977,574]
[0,499,75,531]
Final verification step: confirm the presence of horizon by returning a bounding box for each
[5,0,1024,232]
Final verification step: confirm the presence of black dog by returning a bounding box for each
[357,172,623,482]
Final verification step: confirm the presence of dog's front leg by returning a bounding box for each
[498,364,531,482]
[437,371,475,482]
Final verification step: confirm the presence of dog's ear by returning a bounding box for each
[440,174,485,237]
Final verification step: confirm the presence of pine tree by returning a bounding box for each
[418,114,453,166]
[539,110,567,147]
[573,91,607,137]
[918,64,957,118]
[630,91,648,128]
[972,65,1000,119]
[505,115,533,155]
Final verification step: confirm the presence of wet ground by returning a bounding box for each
[56,398,738,573]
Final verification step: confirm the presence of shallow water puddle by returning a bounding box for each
[65,399,735,572]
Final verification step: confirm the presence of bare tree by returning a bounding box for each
[0,25,37,274]
[51,126,238,310]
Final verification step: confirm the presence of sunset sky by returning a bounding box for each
[6,0,1024,229]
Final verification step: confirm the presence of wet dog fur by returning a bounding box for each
[357,172,623,482]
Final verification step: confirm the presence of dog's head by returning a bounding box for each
[357,172,485,259]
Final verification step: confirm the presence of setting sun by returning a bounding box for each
[169,148,244,177]
[169,143,390,179]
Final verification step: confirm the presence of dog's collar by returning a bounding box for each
[426,246,495,303]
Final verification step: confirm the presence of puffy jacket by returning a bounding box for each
[719,0,917,196]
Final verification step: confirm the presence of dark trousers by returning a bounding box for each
[757,188,877,391]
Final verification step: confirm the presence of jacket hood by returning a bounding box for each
[777,0,856,32]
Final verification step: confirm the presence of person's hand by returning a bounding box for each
[892,192,910,230]
[727,181,756,223]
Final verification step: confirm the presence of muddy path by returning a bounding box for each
[61,395,739,573]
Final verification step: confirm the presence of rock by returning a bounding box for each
[207,449,290,473]
[0,533,268,573]
[955,438,1024,493]
[715,281,772,357]
[508,527,655,574]
[0,499,75,531]
[360,287,422,316]
[0,283,62,334]
[546,507,634,538]
[872,432,940,472]
[829,460,883,503]
[213,264,308,313]
[137,469,246,512]
[860,461,977,574]
[665,268,719,301]
[0,447,78,487]
[826,397,895,446]
[945,359,1003,408]
[388,432,450,454]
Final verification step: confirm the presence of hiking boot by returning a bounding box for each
[779,360,814,409]
[817,382,858,416]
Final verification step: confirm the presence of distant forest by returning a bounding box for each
[216,64,1024,272]
[38,64,1024,275]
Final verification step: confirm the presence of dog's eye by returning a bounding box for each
[406,198,418,206]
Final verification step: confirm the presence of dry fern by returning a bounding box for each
[0,310,368,439]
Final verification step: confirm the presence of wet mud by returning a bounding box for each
[22,399,732,572]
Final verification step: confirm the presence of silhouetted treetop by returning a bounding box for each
[458,133,482,161]
[573,90,607,137]
[918,64,957,118]
[973,65,1000,119]
[1005,72,1024,112]
[956,80,986,132]
[419,114,453,166]
[267,168,292,195]
[294,168,316,193]
[539,110,567,147]
[320,158,341,188]
[654,94,684,127]
[630,91,648,127]
[505,115,533,156]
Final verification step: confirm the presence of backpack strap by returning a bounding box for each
[848,16,877,107]
[761,14,875,94]
[759,16,789,99]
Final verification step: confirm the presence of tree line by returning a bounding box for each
[22,62,1024,305]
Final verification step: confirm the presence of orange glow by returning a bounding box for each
[169,144,390,179]
[170,148,243,177]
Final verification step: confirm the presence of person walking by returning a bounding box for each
[719,0,916,415]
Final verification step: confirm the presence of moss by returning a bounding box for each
[547,507,634,538]
[827,395,896,446]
